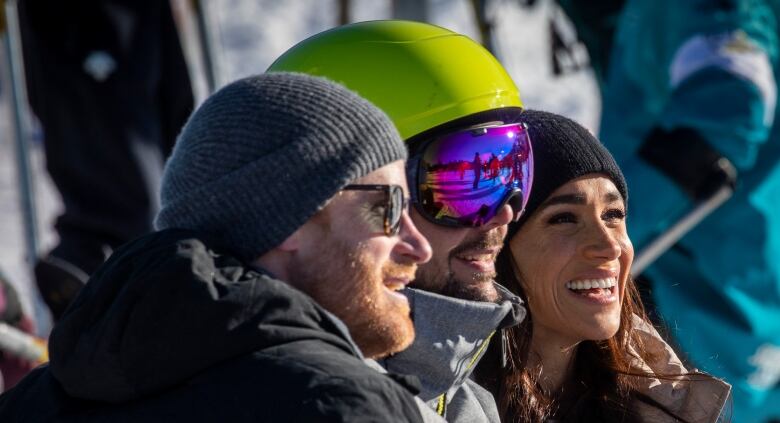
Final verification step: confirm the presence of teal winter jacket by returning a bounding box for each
[598,0,780,420]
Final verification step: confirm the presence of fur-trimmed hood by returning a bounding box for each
[628,315,731,422]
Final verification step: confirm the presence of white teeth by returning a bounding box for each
[566,278,617,290]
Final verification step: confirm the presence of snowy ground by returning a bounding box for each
[0,0,598,332]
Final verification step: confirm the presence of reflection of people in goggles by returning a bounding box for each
[410,123,534,228]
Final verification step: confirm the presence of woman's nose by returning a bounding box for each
[583,223,622,261]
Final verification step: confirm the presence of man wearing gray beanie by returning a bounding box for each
[0,72,438,422]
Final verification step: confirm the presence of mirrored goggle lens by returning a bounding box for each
[416,123,533,227]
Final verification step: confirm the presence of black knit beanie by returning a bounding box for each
[507,110,627,239]
[155,72,407,260]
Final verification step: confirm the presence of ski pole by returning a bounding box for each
[392,0,429,22]
[632,183,733,275]
[469,0,495,54]
[337,0,351,25]
[191,0,225,93]
[0,321,47,364]
[1,0,39,266]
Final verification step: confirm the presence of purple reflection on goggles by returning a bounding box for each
[414,123,533,227]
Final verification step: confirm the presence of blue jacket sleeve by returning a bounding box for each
[663,67,774,169]
[628,42,777,249]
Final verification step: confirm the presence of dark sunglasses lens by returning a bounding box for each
[417,124,533,227]
[387,185,404,235]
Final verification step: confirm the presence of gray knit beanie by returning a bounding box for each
[155,72,407,260]
[507,109,627,239]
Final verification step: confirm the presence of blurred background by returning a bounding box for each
[4,1,779,421]
[0,0,599,329]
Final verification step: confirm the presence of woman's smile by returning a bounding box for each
[565,276,618,305]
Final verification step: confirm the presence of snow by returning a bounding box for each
[0,0,598,331]
[207,0,599,128]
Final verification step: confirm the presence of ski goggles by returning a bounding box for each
[342,184,406,236]
[409,123,533,227]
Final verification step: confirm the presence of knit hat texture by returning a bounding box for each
[508,110,627,239]
[155,72,407,260]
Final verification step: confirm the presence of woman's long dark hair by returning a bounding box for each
[493,248,693,422]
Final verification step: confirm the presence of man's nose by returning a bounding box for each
[396,211,433,264]
[481,204,513,231]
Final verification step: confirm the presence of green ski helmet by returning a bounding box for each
[269,20,532,228]
[267,20,524,141]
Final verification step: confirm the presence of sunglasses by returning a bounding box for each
[342,184,407,236]
[408,123,534,227]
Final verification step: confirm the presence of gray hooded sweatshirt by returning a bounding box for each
[372,285,526,422]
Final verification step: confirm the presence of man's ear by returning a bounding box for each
[278,227,303,252]
[254,227,306,281]
[278,207,328,254]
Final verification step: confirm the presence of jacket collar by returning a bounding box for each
[378,284,525,401]
[628,315,731,421]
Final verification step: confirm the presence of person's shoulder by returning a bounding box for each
[188,344,424,422]
[443,379,501,423]
[0,366,65,422]
[261,340,417,393]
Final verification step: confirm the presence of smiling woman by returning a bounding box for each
[487,110,731,422]
[511,176,631,349]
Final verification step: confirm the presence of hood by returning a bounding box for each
[380,285,525,401]
[628,315,732,422]
[48,229,358,403]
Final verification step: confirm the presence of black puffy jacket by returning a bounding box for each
[0,229,423,422]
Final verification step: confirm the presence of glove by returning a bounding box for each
[639,126,737,202]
